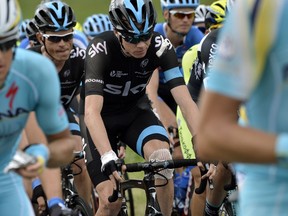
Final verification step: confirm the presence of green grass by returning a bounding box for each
[19,0,215,24]
[124,147,146,215]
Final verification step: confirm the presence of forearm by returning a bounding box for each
[198,122,277,163]
[84,110,112,156]
[47,132,75,167]
[172,86,199,135]
[39,168,62,199]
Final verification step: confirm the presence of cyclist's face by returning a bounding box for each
[164,7,195,35]
[0,42,14,88]
[40,29,74,62]
[117,32,152,58]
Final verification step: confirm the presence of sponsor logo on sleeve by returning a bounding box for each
[88,41,108,58]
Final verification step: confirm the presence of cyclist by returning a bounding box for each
[82,0,199,215]
[177,1,229,215]
[18,19,30,43]
[0,0,76,215]
[29,0,92,208]
[83,14,113,41]
[196,0,288,215]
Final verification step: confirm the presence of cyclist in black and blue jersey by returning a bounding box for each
[82,0,199,215]
[0,0,76,215]
[25,0,92,212]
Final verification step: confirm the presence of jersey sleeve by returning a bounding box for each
[33,55,69,135]
[155,34,185,89]
[205,1,278,100]
[84,37,109,97]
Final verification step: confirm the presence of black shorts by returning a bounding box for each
[85,96,170,187]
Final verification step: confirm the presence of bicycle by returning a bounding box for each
[109,158,198,216]
[61,151,94,216]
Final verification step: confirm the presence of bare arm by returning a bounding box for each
[171,85,199,136]
[25,112,75,167]
[197,90,276,163]
[84,94,112,155]
[146,69,177,128]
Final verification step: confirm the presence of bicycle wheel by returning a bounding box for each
[123,172,135,216]
[71,196,94,216]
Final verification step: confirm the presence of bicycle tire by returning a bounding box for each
[71,196,94,216]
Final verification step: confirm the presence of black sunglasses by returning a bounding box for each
[0,40,16,52]
[120,32,153,44]
[169,10,195,20]
[42,32,74,43]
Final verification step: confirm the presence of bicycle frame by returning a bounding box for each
[111,159,198,216]
[119,172,162,216]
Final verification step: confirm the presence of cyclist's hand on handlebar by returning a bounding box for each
[201,163,217,180]
[101,150,123,185]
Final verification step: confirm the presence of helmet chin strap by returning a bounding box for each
[41,39,58,61]
[118,34,131,57]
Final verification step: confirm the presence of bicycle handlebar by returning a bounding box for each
[108,159,198,203]
[125,159,197,172]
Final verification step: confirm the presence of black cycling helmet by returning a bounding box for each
[109,0,157,36]
[34,1,76,32]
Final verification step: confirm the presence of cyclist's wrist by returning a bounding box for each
[24,143,50,165]
[47,197,65,209]
[101,150,118,164]
[275,134,288,166]
[100,150,118,173]
[32,177,41,189]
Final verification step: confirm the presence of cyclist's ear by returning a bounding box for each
[36,32,44,45]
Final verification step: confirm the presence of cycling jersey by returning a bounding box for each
[187,29,219,103]
[84,31,185,115]
[0,48,68,215]
[154,22,204,113]
[83,31,184,186]
[206,1,288,215]
[29,45,85,109]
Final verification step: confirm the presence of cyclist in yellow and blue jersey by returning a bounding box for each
[197,0,288,215]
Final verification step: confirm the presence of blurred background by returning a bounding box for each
[19,0,215,24]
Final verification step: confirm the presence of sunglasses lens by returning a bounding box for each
[172,12,195,19]
[122,33,152,44]
[0,40,16,52]
[46,33,74,43]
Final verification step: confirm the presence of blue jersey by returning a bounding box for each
[154,22,203,83]
[206,1,288,215]
[0,48,68,172]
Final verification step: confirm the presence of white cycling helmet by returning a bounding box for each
[194,4,208,23]
[0,0,21,43]
[160,0,199,11]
